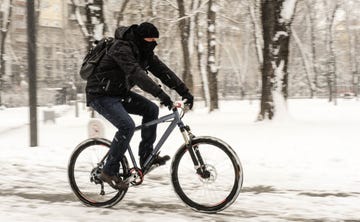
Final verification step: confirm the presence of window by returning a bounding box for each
[44,46,52,58]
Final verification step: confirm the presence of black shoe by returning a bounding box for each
[99,171,128,190]
[140,154,170,169]
[153,154,170,166]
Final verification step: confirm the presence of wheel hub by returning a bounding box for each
[90,167,102,184]
[198,164,217,184]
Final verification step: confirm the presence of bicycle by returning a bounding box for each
[68,101,243,213]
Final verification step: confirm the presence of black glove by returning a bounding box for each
[157,91,173,110]
[182,91,194,109]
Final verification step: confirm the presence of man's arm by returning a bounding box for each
[107,41,162,97]
[148,55,189,95]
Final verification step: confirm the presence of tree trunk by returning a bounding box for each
[291,27,315,97]
[70,0,90,49]
[355,33,360,97]
[176,0,193,91]
[0,0,13,106]
[85,0,106,46]
[116,0,130,27]
[194,0,210,106]
[222,39,248,99]
[248,0,263,101]
[305,0,319,93]
[207,0,218,111]
[324,2,339,104]
[71,0,107,117]
[248,0,263,66]
[188,0,196,58]
[258,0,297,120]
[344,2,358,96]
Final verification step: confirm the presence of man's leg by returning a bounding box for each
[122,92,159,159]
[123,92,170,168]
[90,96,135,176]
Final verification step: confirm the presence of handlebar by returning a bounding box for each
[171,100,191,116]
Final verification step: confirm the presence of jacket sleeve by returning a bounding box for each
[148,55,189,96]
[107,42,162,97]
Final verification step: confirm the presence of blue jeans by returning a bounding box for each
[89,92,159,176]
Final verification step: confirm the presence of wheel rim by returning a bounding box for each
[70,142,125,205]
[173,141,241,210]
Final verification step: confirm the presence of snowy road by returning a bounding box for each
[1,100,360,221]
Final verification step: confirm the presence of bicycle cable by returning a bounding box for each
[179,107,185,119]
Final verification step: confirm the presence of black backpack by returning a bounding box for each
[79,37,114,80]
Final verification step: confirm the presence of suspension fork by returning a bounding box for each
[181,126,208,177]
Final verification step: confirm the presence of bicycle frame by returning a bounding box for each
[69,105,242,212]
[127,107,191,174]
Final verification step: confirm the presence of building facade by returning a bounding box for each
[6,0,86,89]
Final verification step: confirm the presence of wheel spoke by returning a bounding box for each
[171,138,242,212]
[68,140,128,207]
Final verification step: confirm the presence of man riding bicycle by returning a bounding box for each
[85,22,194,190]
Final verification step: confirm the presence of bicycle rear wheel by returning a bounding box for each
[171,137,243,213]
[68,138,129,207]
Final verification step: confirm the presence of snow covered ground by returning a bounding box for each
[0,99,359,222]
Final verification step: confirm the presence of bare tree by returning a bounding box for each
[207,0,218,111]
[291,27,316,97]
[344,0,359,97]
[70,0,90,39]
[70,0,107,50]
[305,0,320,94]
[68,0,107,117]
[323,0,340,104]
[0,0,13,106]
[247,0,263,100]
[248,0,263,67]
[176,0,194,91]
[194,0,210,106]
[116,0,130,27]
[258,0,297,120]
[85,0,107,47]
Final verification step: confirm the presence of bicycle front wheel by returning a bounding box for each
[68,138,129,207]
[171,137,243,213]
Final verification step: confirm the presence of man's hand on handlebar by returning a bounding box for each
[181,91,194,109]
[172,100,192,112]
[158,90,194,111]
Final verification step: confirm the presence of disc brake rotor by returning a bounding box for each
[198,164,217,184]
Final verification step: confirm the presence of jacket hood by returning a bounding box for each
[114,24,138,40]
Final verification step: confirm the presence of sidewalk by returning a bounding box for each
[0,105,72,135]
[0,100,360,221]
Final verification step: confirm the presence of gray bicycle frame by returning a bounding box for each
[127,108,188,171]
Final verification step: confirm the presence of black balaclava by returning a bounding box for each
[135,22,159,57]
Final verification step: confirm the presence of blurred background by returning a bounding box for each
[0,0,359,108]
[1,2,360,220]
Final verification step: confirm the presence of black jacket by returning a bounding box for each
[85,25,188,105]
